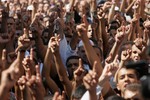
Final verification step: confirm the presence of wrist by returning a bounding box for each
[98,75,109,86]
[0,84,9,93]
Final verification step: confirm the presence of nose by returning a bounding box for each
[124,75,130,82]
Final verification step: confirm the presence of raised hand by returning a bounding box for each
[134,38,146,53]
[52,91,66,100]
[48,35,60,54]
[76,15,89,38]
[83,61,98,91]
[26,65,45,100]
[102,1,112,11]
[29,13,44,38]
[132,0,141,10]
[121,49,131,61]
[125,24,133,35]
[101,55,119,79]
[97,7,105,20]
[22,48,36,75]
[115,26,127,43]
[18,75,28,91]
[73,58,87,84]
[15,28,31,53]
[1,63,20,91]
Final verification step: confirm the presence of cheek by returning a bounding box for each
[129,78,138,83]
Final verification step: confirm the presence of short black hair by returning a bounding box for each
[66,55,80,67]
[71,84,87,99]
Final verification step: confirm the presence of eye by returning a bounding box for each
[119,75,125,80]
[128,74,136,78]
[73,63,78,67]
[133,51,137,54]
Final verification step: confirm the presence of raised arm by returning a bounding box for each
[42,44,59,93]
[76,15,103,77]
[49,35,72,99]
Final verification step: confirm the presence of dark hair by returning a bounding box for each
[141,75,150,99]
[115,66,140,83]
[71,84,87,99]
[66,55,80,67]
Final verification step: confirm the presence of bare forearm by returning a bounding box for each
[0,85,9,100]
[35,37,47,62]
[120,0,126,13]
[109,42,121,61]
[125,0,136,14]
[81,35,103,76]
[69,0,75,11]
[89,89,97,100]
[53,52,72,98]
[108,3,115,23]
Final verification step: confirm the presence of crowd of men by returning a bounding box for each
[0,0,149,100]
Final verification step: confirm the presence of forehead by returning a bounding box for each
[118,68,137,77]
[67,58,79,64]
[132,45,141,52]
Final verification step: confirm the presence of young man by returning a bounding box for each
[116,67,140,97]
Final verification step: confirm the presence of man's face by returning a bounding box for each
[43,3,49,12]
[123,90,143,100]
[42,31,49,45]
[130,45,142,62]
[66,58,79,79]
[87,25,92,38]
[7,18,15,32]
[78,46,88,63]
[94,47,102,61]
[117,68,139,93]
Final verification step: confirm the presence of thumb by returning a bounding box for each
[23,28,29,38]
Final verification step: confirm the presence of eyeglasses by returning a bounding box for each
[67,63,79,68]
